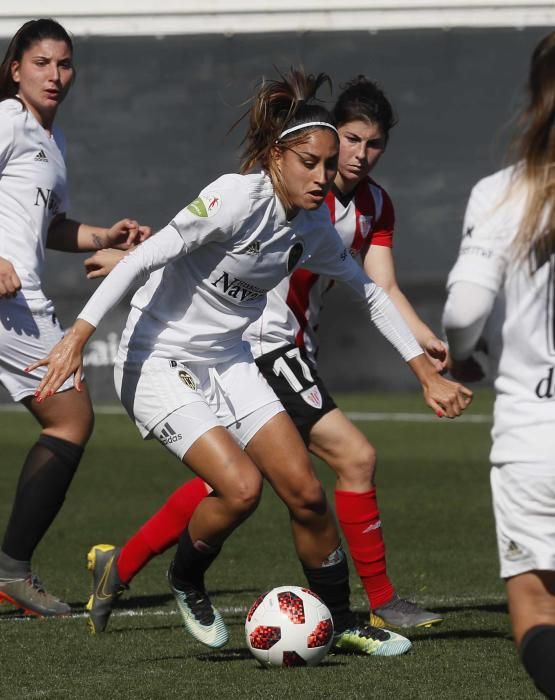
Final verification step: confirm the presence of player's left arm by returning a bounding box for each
[362,243,447,370]
[46,214,152,252]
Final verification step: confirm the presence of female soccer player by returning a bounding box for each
[0,19,149,617]
[31,69,471,654]
[443,32,555,697]
[88,77,447,632]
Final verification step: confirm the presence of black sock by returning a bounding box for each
[302,546,352,632]
[171,528,221,591]
[2,434,83,562]
[521,625,555,698]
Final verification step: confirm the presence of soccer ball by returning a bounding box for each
[245,585,334,668]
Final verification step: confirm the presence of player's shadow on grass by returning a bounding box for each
[196,649,345,668]
[413,629,511,643]
[434,602,508,614]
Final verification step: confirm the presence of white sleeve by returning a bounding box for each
[78,224,186,328]
[442,281,497,360]
[446,178,512,294]
[304,222,423,361]
[344,264,424,362]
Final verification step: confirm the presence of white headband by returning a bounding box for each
[278,121,339,140]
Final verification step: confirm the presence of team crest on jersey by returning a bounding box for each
[178,369,197,390]
[358,215,373,238]
[287,242,304,273]
[186,192,222,218]
[301,385,323,409]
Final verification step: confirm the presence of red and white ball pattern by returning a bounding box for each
[245,585,334,668]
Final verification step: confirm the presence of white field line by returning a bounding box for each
[0,403,492,423]
[0,593,506,622]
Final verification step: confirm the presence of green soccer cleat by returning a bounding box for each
[333,622,412,656]
[86,544,127,635]
[371,594,443,629]
[0,573,70,617]
[168,562,228,649]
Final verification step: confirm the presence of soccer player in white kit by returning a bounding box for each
[87,77,446,633]
[443,32,555,698]
[0,19,150,617]
[32,69,471,654]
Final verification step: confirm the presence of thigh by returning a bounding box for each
[506,571,555,646]
[245,411,319,502]
[255,344,336,442]
[181,424,262,499]
[22,384,94,445]
[150,400,263,498]
[0,296,74,402]
[308,408,373,465]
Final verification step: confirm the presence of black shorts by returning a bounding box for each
[255,343,336,442]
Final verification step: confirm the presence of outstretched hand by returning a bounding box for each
[410,353,473,418]
[422,371,473,418]
[25,321,94,400]
[84,248,127,279]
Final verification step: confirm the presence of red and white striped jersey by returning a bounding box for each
[245,176,394,362]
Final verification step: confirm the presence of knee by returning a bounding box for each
[329,439,377,486]
[227,471,263,518]
[287,478,327,518]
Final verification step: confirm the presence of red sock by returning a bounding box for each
[117,477,209,584]
[334,488,395,609]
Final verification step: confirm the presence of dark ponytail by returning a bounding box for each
[240,68,337,208]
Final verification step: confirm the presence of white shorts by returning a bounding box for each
[0,294,74,402]
[114,354,284,459]
[490,462,555,579]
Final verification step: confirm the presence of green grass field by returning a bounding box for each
[0,391,539,699]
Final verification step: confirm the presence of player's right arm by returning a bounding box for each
[27,176,247,398]
[26,223,187,398]
[307,221,473,417]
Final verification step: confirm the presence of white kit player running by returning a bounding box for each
[0,19,150,617]
[32,69,471,655]
[443,32,555,698]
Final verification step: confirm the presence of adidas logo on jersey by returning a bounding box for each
[34,149,48,162]
[159,422,182,445]
[242,241,261,256]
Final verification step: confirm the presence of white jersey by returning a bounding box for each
[79,172,421,367]
[0,99,68,298]
[246,177,394,361]
[447,165,555,465]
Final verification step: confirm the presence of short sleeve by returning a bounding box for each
[370,187,394,248]
[447,176,513,294]
[170,174,251,253]
[0,112,15,172]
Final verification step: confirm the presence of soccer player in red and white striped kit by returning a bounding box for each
[85,77,448,631]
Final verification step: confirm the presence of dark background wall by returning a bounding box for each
[0,27,549,401]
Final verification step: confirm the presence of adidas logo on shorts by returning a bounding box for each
[34,149,48,162]
[159,422,182,445]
